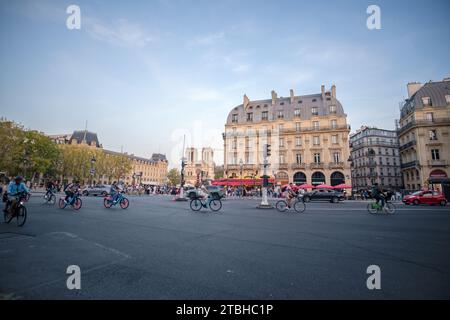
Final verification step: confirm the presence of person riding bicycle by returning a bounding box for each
[3,176,29,214]
[197,185,209,199]
[371,183,385,208]
[45,180,56,199]
[109,181,121,202]
[285,183,297,208]
[64,181,80,204]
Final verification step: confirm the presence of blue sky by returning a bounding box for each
[0,0,449,167]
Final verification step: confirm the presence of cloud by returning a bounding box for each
[188,32,225,47]
[86,18,155,48]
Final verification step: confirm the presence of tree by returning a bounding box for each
[214,168,224,180]
[167,168,181,186]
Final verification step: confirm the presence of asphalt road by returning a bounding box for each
[1,193,449,299]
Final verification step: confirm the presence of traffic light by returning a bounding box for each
[264,144,271,158]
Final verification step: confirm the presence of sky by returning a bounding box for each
[0,0,449,167]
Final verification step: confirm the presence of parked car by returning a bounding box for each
[302,189,345,203]
[186,186,225,200]
[403,190,447,206]
[82,184,111,197]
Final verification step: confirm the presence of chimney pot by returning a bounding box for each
[290,89,294,104]
[331,85,336,98]
[271,90,278,105]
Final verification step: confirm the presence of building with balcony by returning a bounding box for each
[349,126,403,191]
[184,147,215,185]
[397,78,450,190]
[223,85,352,187]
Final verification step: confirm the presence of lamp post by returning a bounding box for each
[239,159,243,198]
[90,156,96,187]
[258,143,272,208]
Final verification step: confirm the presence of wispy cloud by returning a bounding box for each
[188,32,225,47]
[86,18,155,48]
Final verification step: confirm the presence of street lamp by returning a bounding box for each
[90,156,96,186]
[239,159,244,197]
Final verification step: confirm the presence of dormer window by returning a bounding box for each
[298,100,302,104]
[246,113,253,122]
[312,99,317,102]
[294,109,301,117]
[329,105,336,114]
[311,107,319,116]
[422,97,431,106]
[232,114,238,123]
[445,95,450,104]
[280,102,284,106]
[277,111,284,119]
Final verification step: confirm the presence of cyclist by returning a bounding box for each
[109,181,121,202]
[197,184,209,199]
[64,180,80,204]
[45,180,56,199]
[3,176,29,214]
[371,183,385,209]
[285,183,297,208]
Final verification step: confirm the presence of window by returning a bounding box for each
[313,121,320,130]
[295,122,301,132]
[311,107,318,116]
[277,110,284,119]
[279,154,285,163]
[313,136,320,145]
[431,149,440,160]
[294,109,301,117]
[333,152,340,163]
[314,153,321,163]
[422,97,431,106]
[232,114,238,123]
[262,111,268,121]
[295,137,302,147]
[296,153,302,164]
[246,113,253,122]
[279,138,285,147]
[329,105,336,113]
[331,119,337,129]
[426,112,434,122]
[429,130,437,140]
[331,135,338,144]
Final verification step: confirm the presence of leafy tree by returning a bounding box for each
[167,168,181,186]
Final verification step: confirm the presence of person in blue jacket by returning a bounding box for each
[4,176,29,213]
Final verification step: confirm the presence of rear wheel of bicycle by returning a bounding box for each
[384,203,396,215]
[276,200,288,212]
[17,206,27,227]
[120,198,129,209]
[367,203,378,214]
[190,199,202,211]
[293,200,306,213]
[4,210,13,224]
[73,198,82,211]
[104,198,112,208]
[209,199,222,212]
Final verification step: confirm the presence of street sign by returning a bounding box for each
[90,169,95,175]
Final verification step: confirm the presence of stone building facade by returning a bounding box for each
[223,86,352,187]
[184,147,215,185]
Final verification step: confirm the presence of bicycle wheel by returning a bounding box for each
[4,210,13,224]
[104,198,112,208]
[49,194,56,205]
[276,200,288,212]
[384,203,396,215]
[367,203,378,214]
[73,198,82,210]
[190,199,202,211]
[293,200,306,213]
[17,206,27,227]
[209,199,222,212]
[120,198,130,209]
[58,198,66,209]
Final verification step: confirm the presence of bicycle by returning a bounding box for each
[104,192,129,209]
[43,188,57,205]
[4,191,28,227]
[190,195,222,212]
[275,196,306,213]
[367,199,396,215]
[59,192,82,210]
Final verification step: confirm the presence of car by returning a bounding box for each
[403,190,447,206]
[82,184,111,197]
[302,189,345,203]
[186,186,225,200]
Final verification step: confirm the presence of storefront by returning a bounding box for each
[428,170,450,201]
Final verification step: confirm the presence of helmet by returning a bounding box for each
[14,175,23,181]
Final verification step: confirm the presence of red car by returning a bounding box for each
[403,190,447,206]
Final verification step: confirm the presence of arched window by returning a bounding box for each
[330,171,345,186]
[293,172,307,185]
[311,172,325,185]
[275,171,289,184]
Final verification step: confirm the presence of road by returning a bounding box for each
[1,194,449,299]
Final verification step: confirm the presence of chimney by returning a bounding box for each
[321,85,325,98]
[243,94,250,109]
[290,89,294,104]
[271,90,277,105]
[331,85,336,98]
[407,82,422,98]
